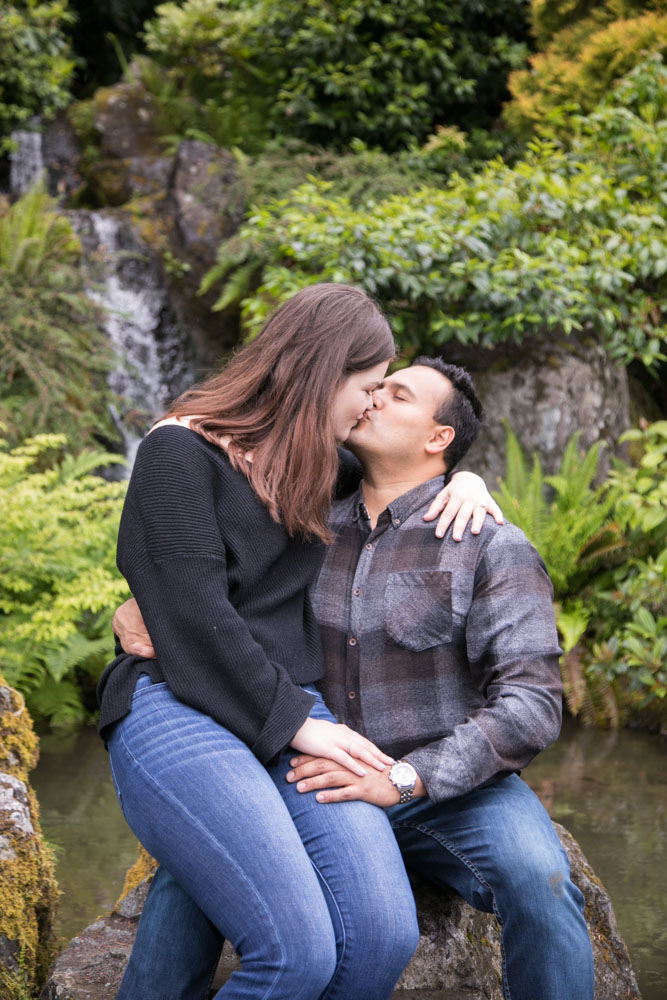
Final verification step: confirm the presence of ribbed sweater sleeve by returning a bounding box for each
[115,427,315,763]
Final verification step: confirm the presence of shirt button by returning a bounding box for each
[393,517,401,525]
[349,637,357,646]
[365,543,373,550]
[353,588,361,596]
[348,690,357,700]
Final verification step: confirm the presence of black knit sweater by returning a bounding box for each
[97,426,349,763]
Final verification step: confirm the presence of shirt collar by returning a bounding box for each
[351,474,446,528]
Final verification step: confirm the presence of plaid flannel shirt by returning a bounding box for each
[312,475,563,802]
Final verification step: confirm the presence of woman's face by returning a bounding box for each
[332,360,390,445]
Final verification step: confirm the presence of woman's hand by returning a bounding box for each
[113,598,156,658]
[290,717,394,778]
[424,471,504,540]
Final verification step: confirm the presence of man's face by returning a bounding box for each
[346,365,452,462]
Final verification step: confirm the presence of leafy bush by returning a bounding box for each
[0,434,128,729]
[585,421,667,718]
[203,70,667,371]
[0,1,75,149]
[505,3,667,136]
[142,0,532,151]
[493,420,667,727]
[0,185,119,451]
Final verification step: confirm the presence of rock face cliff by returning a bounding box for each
[0,681,58,1000]
[40,822,640,1000]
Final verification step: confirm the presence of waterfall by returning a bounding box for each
[9,128,44,195]
[75,211,194,470]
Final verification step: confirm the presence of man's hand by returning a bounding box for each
[286,755,426,806]
[113,598,156,658]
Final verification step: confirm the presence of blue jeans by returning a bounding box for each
[388,775,594,1000]
[107,675,418,1000]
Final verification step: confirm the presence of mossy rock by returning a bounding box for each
[0,679,58,999]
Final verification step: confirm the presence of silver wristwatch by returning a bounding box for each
[389,760,418,804]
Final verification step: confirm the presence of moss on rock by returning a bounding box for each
[0,678,58,999]
[115,847,157,911]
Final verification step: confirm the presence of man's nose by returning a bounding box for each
[371,390,383,408]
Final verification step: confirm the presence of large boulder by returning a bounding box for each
[166,140,244,273]
[40,823,640,1000]
[93,78,163,162]
[0,680,58,1000]
[448,336,632,487]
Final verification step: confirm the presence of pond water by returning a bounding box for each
[32,719,665,999]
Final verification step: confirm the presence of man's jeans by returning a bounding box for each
[107,675,418,1000]
[388,774,595,1000]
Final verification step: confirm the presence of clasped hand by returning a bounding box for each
[289,717,394,780]
[286,754,406,807]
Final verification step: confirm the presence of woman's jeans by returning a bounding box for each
[107,675,419,1000]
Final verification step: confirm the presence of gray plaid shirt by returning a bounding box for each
[312,475,563,802]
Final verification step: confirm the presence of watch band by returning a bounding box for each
[389,759,417,804]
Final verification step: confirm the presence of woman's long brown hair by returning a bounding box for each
[163,283,395,542]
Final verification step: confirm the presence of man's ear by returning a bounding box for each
[425,424,455,456]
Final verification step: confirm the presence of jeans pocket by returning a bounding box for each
[131,673,168,701]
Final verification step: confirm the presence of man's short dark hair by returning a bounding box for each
[410,357,484,472]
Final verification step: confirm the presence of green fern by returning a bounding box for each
[0,187,119,451]
[493,425,625,597]
[0,433,129,729]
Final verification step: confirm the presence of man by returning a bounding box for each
[113,358,594,1000]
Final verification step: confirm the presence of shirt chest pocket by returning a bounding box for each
[384,570,453,651]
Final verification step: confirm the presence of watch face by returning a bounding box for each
[392,762,415,785]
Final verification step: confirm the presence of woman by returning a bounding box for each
[100,283,499,1000]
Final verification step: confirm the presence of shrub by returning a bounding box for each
[0,184,119,451]
[0,434,128,729]
[493,421,667,728]
[142,0,532,151]
[0,1,75,150]
[505,3,667,136]
[203,73,667,372]
[585,421,667,719]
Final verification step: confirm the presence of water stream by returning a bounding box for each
[7,128,195,468]
[74,210,195,467]
[33,720,665,999]
[9,126,44,195]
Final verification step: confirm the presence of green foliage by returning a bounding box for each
[613,419,667,539]
[493,426,624,597]
[584,421,667,715]
[0,433,128,729]
[135,51,270,154]
[506,2,667,136]
[496,420,667,727]
[0,0,75,149]
[204,67,667,371]
[142,0,532,152]
[0,184,119,451]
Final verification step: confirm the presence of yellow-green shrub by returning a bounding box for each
[506,8,667,135]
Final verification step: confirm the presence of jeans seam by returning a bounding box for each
[391,819,512,1000]
[306,858,346,1000]
[113,723,291,999]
